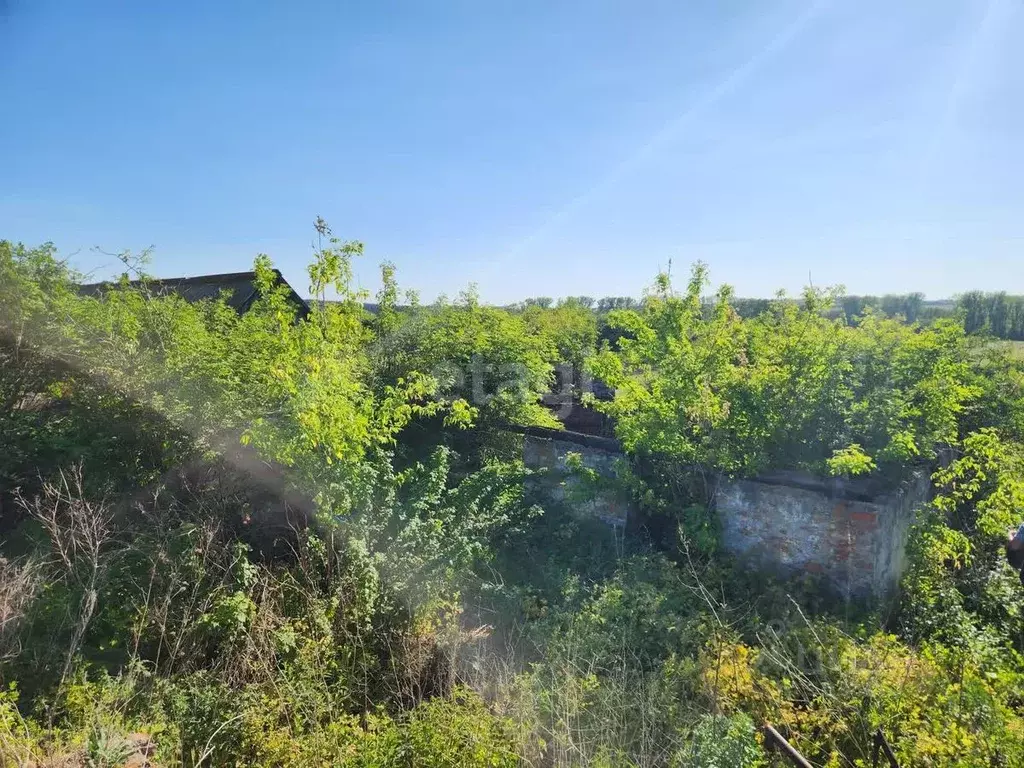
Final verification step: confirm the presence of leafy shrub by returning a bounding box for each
[673,713,765,768]
[588,262,978,482]
[3,235,1024,768]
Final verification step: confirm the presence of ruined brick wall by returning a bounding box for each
[521,431,630,528]
[716,472,928,598]
[518,427,929,599]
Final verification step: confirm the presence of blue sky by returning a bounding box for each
[2,1,1022,302]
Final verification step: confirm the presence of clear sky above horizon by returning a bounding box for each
[2,1,1022,302]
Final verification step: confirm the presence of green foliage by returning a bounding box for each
[398,290,562,428]
[959,290,1024,340]
[826,443,875,477]
[932,428,1024,537]
[677,504,720,555]
[4,235,1024,768]
[0,228,546,766]
[399,687,520,767]
[589,263,978,483]
[2,673,518,768]
[707,629,1024,766]
[674,713,765,768]
[901,429,1024,650]
[522,301,598,382]
[84,724,136,768]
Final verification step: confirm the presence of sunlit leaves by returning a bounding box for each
[590,263,979,480]
[932,428,1024,537]
[826,444,876,477]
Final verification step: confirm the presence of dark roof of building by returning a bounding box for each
[78,270,310,318]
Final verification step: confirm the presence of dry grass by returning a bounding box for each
[0,557,42,662]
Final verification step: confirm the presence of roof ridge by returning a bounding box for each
[79,271,260,289]
[77,269,310,319]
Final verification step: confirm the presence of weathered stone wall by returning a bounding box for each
[517,426,929,599]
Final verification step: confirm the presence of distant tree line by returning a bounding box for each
[514,290,1024,341]
[511,296,640,312]
[739,292,1024,340]
[831,293,960,325]
[958,292,1024,340]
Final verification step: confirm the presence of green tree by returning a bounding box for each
[590,263,978,486]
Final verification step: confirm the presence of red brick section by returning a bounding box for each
[850,510,878,531]
[765,536,789,557]
[822,500,882,587]
[833,540,853,562]
[832,501,850,521]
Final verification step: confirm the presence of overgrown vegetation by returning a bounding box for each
[2,229,1023,766]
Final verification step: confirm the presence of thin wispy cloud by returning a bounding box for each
[4,3,1021,301]
[495,0,836,267]
[919,0,1013,192]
